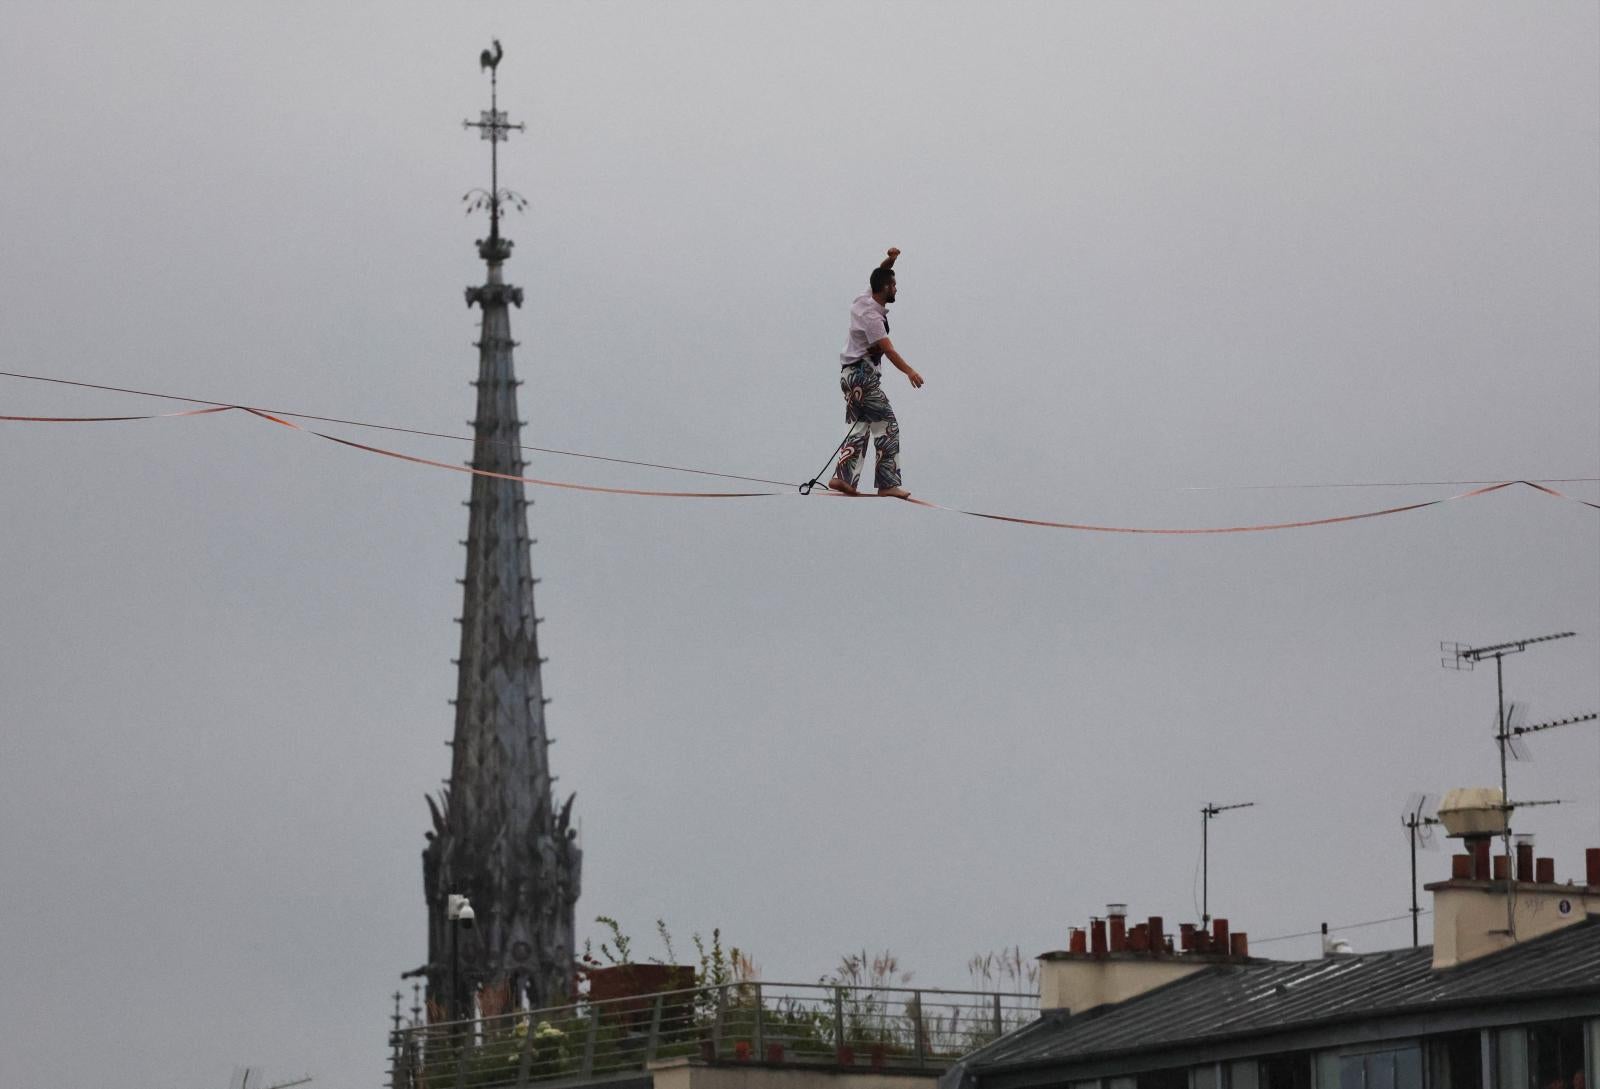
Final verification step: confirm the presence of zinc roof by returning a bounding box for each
[972,917,1600,1075]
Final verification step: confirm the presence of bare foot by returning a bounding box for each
[827,477,860,496]
[877,486,911,499]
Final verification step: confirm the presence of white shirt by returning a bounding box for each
[839,293,890,367]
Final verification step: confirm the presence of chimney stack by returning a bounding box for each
[1471,839,1492,880]
[1039,901,1243,1013]
[1514,835,1534,883]
[1107,904,1127,953]
[1428,786,1599,968]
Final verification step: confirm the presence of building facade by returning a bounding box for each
[951,849,1600,1089]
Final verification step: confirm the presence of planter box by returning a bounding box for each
[585,964,697,1033]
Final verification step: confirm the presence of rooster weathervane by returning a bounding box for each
[462,39,527,244]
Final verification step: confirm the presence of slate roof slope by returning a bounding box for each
[972,918,1600,1072]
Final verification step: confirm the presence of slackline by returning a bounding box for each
[3,371,1598,528]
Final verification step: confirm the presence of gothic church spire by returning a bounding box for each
[421,42,580,1017]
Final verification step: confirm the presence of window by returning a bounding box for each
[1336,1048,1423,1089]
[1528,1020,1585,1089]
[1230,1059,1261,1089]
[1498,1028,1530,1089]
[1260,1054,1313,1089]
[1137,1068,1188,1089]
[1428,1031,1484,1089]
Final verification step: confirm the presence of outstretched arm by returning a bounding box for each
[879,246,900,270]
[872,336,923,388]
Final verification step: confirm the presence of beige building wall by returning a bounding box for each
[1038,957,1204,1013]
[649,1058,936,1089]
[1429,881,1597,968]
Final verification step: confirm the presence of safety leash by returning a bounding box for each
[798,430,857,495]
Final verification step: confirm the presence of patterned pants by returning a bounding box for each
[836,361,901,490]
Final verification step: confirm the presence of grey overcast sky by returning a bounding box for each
[2,3,1597,1087]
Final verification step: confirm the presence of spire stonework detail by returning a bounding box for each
[420,42,580,1017]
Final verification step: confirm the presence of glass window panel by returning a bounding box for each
[1395,1047,1423,1089]
[1429,1031,1484,1089]
[1316,1053,1345,1089]
[1368,1053,1397,1089]
[1264,1054,1313,1089]
[1528,1020,1585,1089]
[1588,1019,1600,1089]
[1231,1060,1261,1089]
[1498,1028,1530,1089]
[1340,1056,1366,1089]
[1138,1069,1188,1089]
[1193,1065,1217,1089]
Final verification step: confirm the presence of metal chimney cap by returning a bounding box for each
[1106,903,1128,917]
[1437,787,1508,838]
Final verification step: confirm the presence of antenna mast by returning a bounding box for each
[1200,801,1255,928]
[1400,794,1440,947]
[1442,632,1595,938]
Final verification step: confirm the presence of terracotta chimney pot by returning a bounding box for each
[1515,839,1534,882]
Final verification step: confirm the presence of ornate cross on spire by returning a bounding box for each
[462,39,527,246]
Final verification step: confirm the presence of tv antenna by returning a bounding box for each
[229,1072,312,1089]
[1200,801,1255,927]
[1400,793,1440,947]
[1442,632,1595,937]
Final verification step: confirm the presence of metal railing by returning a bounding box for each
[389,981,1038,1089]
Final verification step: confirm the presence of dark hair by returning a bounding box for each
[869,267,896,293]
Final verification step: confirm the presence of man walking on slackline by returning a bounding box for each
[829,247,925,498]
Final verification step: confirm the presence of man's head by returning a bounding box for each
[870,266,897,303]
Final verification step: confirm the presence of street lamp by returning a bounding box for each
[447,894,476,1021]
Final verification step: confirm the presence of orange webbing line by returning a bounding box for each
[242,409,781,499]
[902,481,1519,534]
[1518,480,1600,512]
[7,396,1591,526]
[0,405,236,422]
[247,408,1585,526]
[0,369,799,489]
